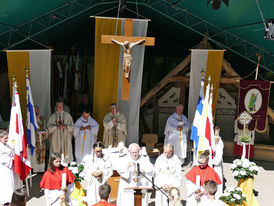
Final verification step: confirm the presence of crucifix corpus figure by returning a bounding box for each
[111,38,146,81]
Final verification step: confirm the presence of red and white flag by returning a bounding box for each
[205,87,215,155]
[8,84,31,180]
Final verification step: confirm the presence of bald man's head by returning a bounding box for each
[176,104,184,115]
[129,143,140,160]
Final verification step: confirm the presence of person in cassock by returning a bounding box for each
[103,103,127,148]
[164,104,190,165]
[40,152,75,206]
[31,106,47,173]
[117,143,153,206]
[212,126,224,198]
[83,142,113,206]
[74,108,99,164]
[0,130,15,205]
[93,184,116,206]
[185,151,222,206]
[154,143,182,206]
[47,100,74,164]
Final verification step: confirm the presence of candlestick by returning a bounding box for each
[196,175,200,190]
[62,173,66,189]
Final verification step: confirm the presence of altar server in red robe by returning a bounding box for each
[185,151,221,206]
[40,152,75,206]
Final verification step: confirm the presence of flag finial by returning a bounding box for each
[208,75,211,82]
[25,67,29,78]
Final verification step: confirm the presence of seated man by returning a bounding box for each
[92,184,116,206]
[103,103,127,148]
[198,180,224,206]
[185,151,222,206]
[154,143,182,206]
[117,143,153,206]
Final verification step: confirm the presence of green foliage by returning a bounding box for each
[68,162,85,183]
[220,187,247,205]
[239,134,250,144]
[231,159,259,181]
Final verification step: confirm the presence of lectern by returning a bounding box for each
[126,187,153,206]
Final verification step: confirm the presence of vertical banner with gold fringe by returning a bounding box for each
[93,18,122,140]
[188,49,224,125]
[6,50,51,122]
[93,17,150,144]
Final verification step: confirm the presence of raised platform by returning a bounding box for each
[224,141,274,162]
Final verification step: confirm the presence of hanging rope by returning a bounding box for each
[256,0,267,29]
[135,0,139,19]
[115,0,122,35]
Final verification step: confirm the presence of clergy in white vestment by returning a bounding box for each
[83,142,113,206]
[74,107,99,164]
[212,126,224,198]
[103,103,127,148]
[164,104,190,164]
[0,130,15,205]
[117,143,153,206]
[154,143,182,206]
[31,106,47,173]
[47,100,74,164]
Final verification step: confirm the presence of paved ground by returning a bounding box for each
[26,157,273,206]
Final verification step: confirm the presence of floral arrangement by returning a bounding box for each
[231,159,259,181]
[220,187,246,206]
[239,134,250,144]
[68,161,85,182]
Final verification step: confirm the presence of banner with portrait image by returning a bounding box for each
[237,80,271,132]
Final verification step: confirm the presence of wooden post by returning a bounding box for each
[153,96,159,134]
[134,188,142,206]
[179,82,186,106]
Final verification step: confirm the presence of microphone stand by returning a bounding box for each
[139,171,169,205]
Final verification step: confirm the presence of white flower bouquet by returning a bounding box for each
[220,187,246,205]
[68,161,85,183]
[231,159,259,181]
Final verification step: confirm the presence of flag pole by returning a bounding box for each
[25,67,33,191]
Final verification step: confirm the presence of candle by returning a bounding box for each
[196,175,200,190]
[62,173,66,189]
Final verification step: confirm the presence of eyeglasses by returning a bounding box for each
[94,150,102,153]
[198,162,207,166]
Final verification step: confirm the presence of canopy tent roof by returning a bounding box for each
[0,0,273,74]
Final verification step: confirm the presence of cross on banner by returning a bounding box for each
[101,18,155,100]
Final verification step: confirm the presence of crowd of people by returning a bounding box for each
[0,99,225,206]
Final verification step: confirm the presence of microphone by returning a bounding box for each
[137,163,140,176]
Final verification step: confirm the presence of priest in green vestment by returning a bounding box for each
[103,103,127,148]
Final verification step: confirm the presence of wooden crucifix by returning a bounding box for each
[101,18,155,100]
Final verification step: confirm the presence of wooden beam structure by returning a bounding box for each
[140,55,191,107]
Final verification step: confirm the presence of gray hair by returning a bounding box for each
[0,130,8,138]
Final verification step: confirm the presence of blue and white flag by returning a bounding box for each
[190,75,205,155]
[26,76,39,155]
